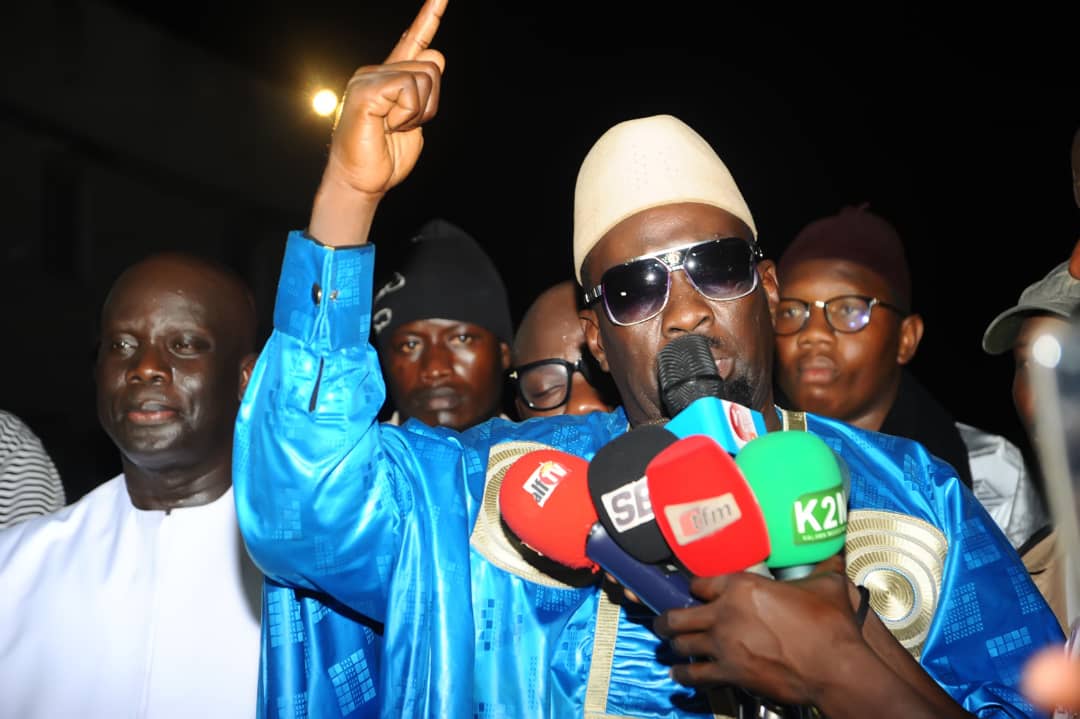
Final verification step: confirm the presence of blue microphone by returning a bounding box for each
[659,335,768,453]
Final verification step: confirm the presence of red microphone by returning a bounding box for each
[499,448,700,613]
[498,449,597,570]
[644,435,770,577]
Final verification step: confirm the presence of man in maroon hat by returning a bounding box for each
[773,204,1049,564]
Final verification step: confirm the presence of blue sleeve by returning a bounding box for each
[234,233,478,719]
[918,455,1063,719]
[234,232,406,623]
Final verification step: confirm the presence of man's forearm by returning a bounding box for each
[307,170,382,248]
[813,635,970,719]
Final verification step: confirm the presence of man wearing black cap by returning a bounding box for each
[372,218,512,430]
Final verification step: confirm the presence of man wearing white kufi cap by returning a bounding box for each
[234,5,1062,717]
[573,113,758,282]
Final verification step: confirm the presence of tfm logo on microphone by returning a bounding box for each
[662,494,742,546]
[522,460,570,507]
[791,488,847,545]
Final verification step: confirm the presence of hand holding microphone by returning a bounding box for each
[652,334,858,715]
[653,565,870,708]
[648,425,859,712]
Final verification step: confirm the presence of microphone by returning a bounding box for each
[644,434,771,577]
[587,425,680,565]
[733,432,847,580]
[497,449,597,569]
[658,334,768,454]
[509,440,799,712]
[498,448,699,613]
[658,333,723,415]
[643,434,805,719]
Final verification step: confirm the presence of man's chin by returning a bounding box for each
[112,424,184,455]
[118,442,192,474]
[715,376,757,408]
[408,407,473,431]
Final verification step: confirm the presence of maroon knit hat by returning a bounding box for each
[777,204,912,310]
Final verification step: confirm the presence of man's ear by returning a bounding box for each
[239,353,259,401]
[896,313,924,366]
[757,259,781,323]
[498,341,512,372]
[580,309,609,372]
[513,396,529,421]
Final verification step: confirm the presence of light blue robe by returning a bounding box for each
[234,232,1063,718]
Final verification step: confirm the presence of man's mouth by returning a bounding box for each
[713,356,734,381]
[798,356,838,384]
[125,400,179,425]
[413,386,462,411]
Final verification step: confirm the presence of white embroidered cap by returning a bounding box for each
[573,114,757,283]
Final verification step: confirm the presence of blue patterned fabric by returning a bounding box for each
[258,579,382,718]
[234,231,1064,718]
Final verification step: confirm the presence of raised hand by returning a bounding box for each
[309,0,448,247]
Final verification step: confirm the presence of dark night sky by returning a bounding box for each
[93,0,1080,453]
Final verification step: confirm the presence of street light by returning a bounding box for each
[312,89,338,117]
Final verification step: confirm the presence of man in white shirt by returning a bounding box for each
[0,253,261,718]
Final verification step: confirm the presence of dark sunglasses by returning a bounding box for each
[583,237,763,326]
[508,358,592,411]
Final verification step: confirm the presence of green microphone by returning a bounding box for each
[734,431,847,580]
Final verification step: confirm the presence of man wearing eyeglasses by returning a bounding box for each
[234,3,1062,716]
[772,206,1048,559]
[510,280,616,419]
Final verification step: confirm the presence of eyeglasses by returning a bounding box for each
[509,358,591,411]
[773,295,907,336]
[583,237,763,326]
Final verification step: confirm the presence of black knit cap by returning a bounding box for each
[372,218,513,348]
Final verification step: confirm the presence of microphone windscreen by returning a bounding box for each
[664,396,768,454]
[499,449,596,570]
[588,425,679,564]
[657,334,723,415]
[734,432,847,571]
[645,435,770,576]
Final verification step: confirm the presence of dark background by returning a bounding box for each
[4,1,1079,502]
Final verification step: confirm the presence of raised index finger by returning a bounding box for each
[386,0,448,63]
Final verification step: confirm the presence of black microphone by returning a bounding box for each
[658,334,722,415]
[587,425,680,566]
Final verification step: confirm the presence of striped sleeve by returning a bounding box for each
[0,411,65,528]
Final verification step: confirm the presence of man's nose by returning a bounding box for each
[564,375,612,416]
[796,303,836,345]
[661,271,712,336]
[419,343,453,382]
[126,345,170,384]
